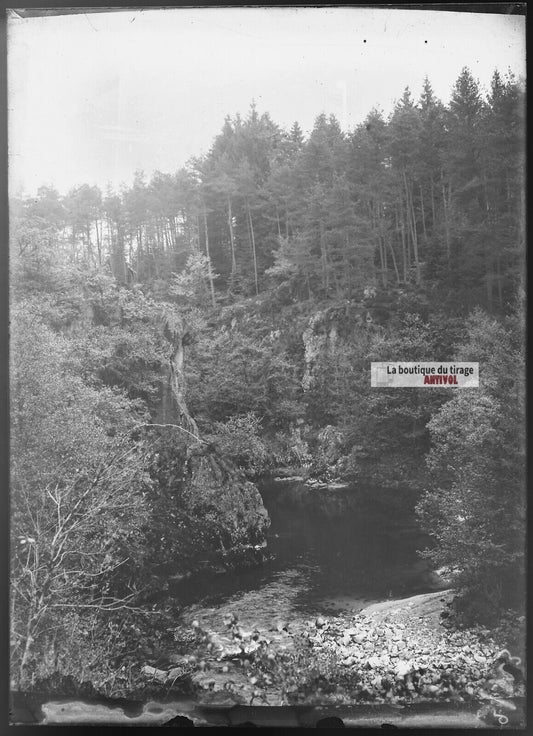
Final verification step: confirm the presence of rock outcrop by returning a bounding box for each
[157,309,270,568]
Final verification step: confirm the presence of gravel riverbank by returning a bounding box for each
[12,591,525,727]
[156,589,525,719]
[300,590,524,704]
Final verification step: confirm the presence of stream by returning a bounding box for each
[13,480,524,727]
[170,479,436,633]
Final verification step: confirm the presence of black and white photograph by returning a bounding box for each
[8,5,526,728]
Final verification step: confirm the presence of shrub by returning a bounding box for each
[416,310,525,623]
[206,413,269,477]
[10,302,153,688]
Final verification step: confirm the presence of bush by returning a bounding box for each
[416,310,525,623]
[10,302,153,688]
[206,413,270,477]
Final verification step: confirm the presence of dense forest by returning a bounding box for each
[10,67,525,701]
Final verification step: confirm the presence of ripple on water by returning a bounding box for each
[173,482,433,639]
[179,568,312,632]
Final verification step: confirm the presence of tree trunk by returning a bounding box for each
[397,208,408,283]
[106,220,113,263]
[227,195,237,282]
[319,219,329,296]
[95,219,102,265]
[170,218,178,250]
[202,209,217,308]
[440,171,451,270]
[163,317,199,437]
[410,196,421,285]
[419,183,427,239]
[111,225,127,284]
[344,232,353,297]
[136,227,143,281]
[403,172,420,285]
[388,238,400,285]
[247,202,259,296]
[152,247,160,278]
[85,224,96,267]
[496,255,503,309]
[379,202,388,287]
[377,235,387,288]
[430,172,436,227]
[128,237,135,280]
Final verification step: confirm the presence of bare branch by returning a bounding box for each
[48,557,129,581]
[138,422,209,445]
[49,601,143,613]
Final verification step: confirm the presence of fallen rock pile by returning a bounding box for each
[300,591,525,705]
[141,591,524,710]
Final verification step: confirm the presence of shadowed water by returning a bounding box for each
[170,480,434,631]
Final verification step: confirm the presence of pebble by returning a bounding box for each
[170,592,522,709]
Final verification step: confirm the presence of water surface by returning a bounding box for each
[171,480,433,631]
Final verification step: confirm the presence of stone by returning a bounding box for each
[167,667,187,681]
[395,660,413,678]
[141,665,168,683]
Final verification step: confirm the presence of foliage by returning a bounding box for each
[206,413,269,477]
[145,430,269,571]
[10,302,154,688]
[11,68,524,310]
[416,309,525,622]
[301,308,455,482]
[186,325,301,428]
[269,426,312,469]
[9,66,526,697]
[168,252,218,308]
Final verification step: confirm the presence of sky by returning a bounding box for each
[8,7,525,197]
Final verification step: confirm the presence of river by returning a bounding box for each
[15,480,523,727]
[169,479,435,634]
